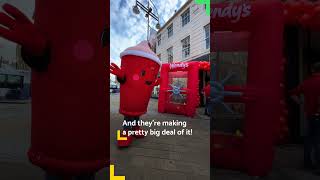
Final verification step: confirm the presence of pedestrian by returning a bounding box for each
[290,62,320,173]
[203,81,211,116]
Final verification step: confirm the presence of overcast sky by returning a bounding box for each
[0,0,188,65]
[0,0,35,62]
[110,0,188,66]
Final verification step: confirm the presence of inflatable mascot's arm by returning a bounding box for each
[110,62,126,84]
[0,3,49,71]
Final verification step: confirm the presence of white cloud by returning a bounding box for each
[110,0,187,66]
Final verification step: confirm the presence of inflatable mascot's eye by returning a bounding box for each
[141,70,146,76]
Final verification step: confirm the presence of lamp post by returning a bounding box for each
[132,0,161,40]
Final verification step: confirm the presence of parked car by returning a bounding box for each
[5,88,22,99]
[110,84,119,93]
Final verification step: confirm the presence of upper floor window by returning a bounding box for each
[157,34,161,46]
[167,47,173,63]
[152,44,156,53]
[181,36,190,59]
[204,24,210,49]
[181,8,190,27]
[167,24,173,38]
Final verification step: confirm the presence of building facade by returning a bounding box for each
[156,0,210,63]
[154,0,210,103]
[0,45,31,100]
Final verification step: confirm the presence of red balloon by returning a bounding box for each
[299,13,311,27]
[314,5,320,14]
[284,0,307,25]
[308,5,320,29]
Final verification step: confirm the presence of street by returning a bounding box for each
[214,145,319,180]
[0,94,210,180]
[110,93,211,180]
[0,95,319,180]
[0,102,108,180]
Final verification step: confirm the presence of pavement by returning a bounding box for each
[213,144,320,180]
[110,93,211,180]
[0,95,319,180]
[0,101,107,180]
[0,99,31,104]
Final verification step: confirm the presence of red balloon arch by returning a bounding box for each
[284,0,320,30]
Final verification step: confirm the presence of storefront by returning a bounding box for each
[210,0,320,176]
[0,65,30,100]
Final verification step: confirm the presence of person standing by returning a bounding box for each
[290,62,320,172]
[203,82,211,116]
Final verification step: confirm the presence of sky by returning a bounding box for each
[110,0,188,66]
[0,0,35,62]
[0,0,188,66]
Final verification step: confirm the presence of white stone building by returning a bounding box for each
[153,0,210,104]
[156,0,210,63]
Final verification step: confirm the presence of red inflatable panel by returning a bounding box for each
[28,1,108,174]
[158,62,203,117]
[211,0,283,176]
[213,32,249,52]
[212,133,244,170]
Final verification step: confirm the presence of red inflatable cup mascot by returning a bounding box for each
[0,2,108,179]
[110,41,161,147]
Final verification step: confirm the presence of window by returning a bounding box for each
[181,36,190,59]
[204,24,210,49]
[7,75,23,89]
[167,24,173,38]
[0,74,6,88]
[157,34,161,46]
[181,8,190,27]
[153,44,156,53]
[169,71,188,105]
[0,74,23,89]
[167,47,173,63]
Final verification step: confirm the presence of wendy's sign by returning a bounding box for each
[195,0,252,19]
[169,63,189,70]
[211,0,283,31]
[211,2,251,23]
